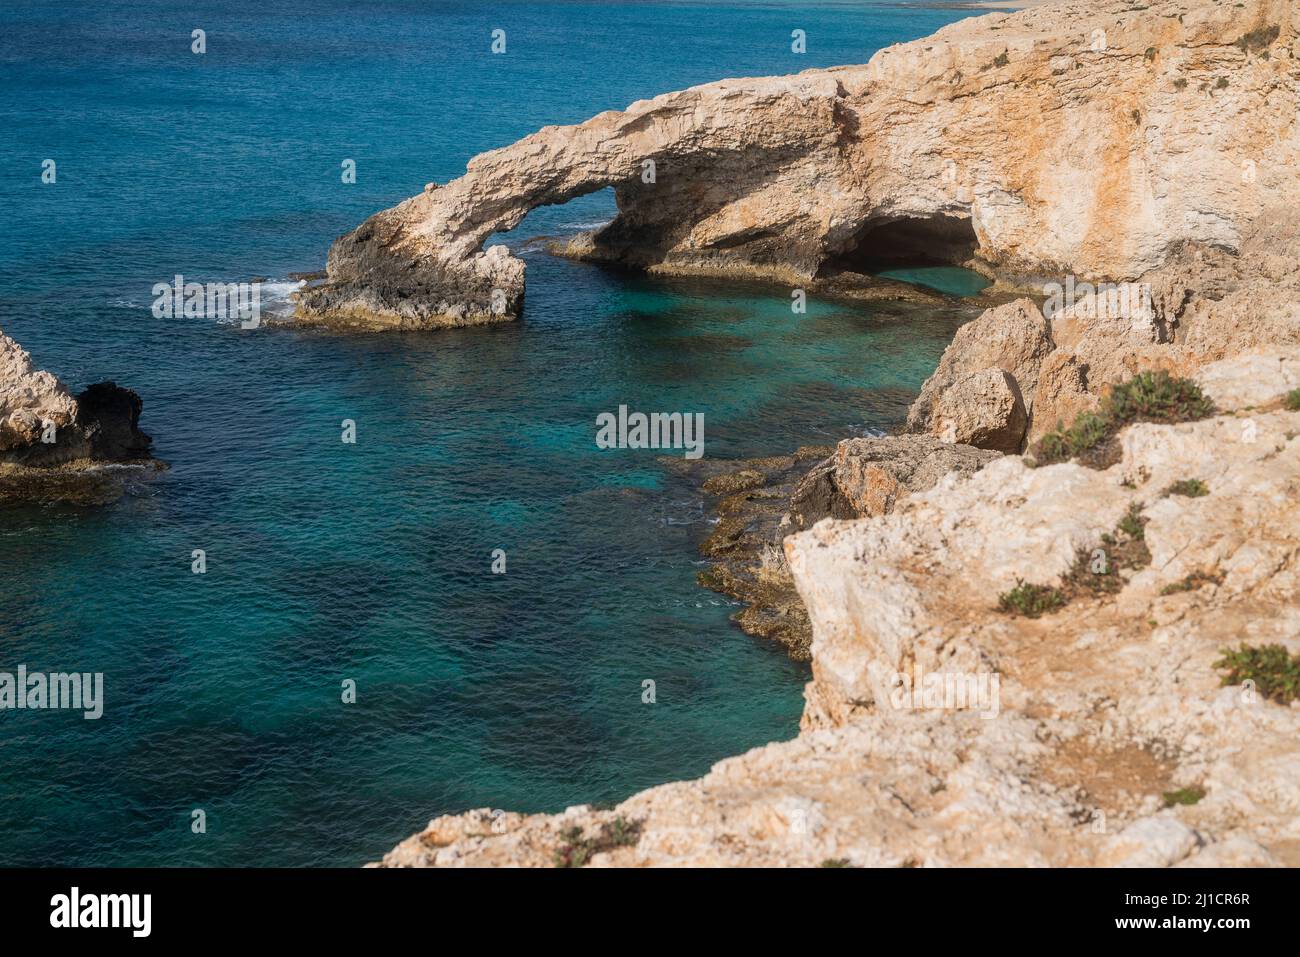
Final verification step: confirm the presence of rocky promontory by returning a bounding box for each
[0,329,162,505]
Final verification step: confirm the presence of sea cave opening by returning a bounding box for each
[827,214,981,273]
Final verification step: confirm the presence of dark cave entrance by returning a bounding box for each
[825,214,980,274]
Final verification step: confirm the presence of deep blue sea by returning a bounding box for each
[0,0,990,865]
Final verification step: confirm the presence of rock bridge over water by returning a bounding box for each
[296,0,1298,330]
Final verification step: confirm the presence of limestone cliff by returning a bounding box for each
[300,0,1299,329]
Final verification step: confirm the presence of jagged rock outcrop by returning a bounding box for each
[911,213,1300,451]
[0,329,161,505]
[375,348,1300,867]
[0,331,78,452]
[905,297,1053,440]
[932,368,1028,452]
[787,435,1001,531]
[694,436,1001,660]
[298,0,1300,329]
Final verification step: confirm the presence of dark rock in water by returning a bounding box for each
[8,381,153,469]
[288,270,327,281]
[75,381,153,461]
[691,435,1000,661]
[679,446,830,661]
[701,468,767,495]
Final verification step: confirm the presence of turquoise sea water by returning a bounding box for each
[0,0,987,865]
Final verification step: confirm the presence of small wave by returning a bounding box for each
[258,280,307,318]
[560,219,613,231]
[115,277,305,323]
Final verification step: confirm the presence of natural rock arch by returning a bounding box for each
[296,0,1299,330]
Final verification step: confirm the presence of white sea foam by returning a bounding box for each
[257,279,307,318]
[561,219,613,231]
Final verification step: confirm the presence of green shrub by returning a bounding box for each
[1034,412,1110,464]
[1162,786,1205,807]
[553,816,643,867]
[1104,371,1215,426]
[1159,570,1221,595]
[1031,372,1215,468]
[1065,504,1150,597]
[1116,502,1147,541]
[1164,478,1208,498]
[998,580,1068,618]
[1214,644,1300,704]
[1283,389,1300,412]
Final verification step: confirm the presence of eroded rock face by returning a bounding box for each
[932,368,1027,452]
[692,437,997,661]
[299,0,1300,328]
[0,329,160,504]
[905,297,1052,441]
[908,209,1300,452]
[0,332,78,451]
[375,348,1300,867]
[788,435,1000,530]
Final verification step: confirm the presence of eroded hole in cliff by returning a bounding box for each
[827,215,980,273]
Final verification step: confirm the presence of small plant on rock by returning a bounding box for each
[1214,644,1300,705]
[1159,570,1222,595]
[1163,478,1208,498]
[1034,412,1110,465]
[1283,389,1300,412]
[998,580,1068,618]
[553,816,643,868]
[1031,372,1215,468]
[1104,370,1215,426]
[1162,786,1205,808]
[1116,502,1147,541]
[1065,503,1150,597]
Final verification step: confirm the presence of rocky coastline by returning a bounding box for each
[368,0,1300,867]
